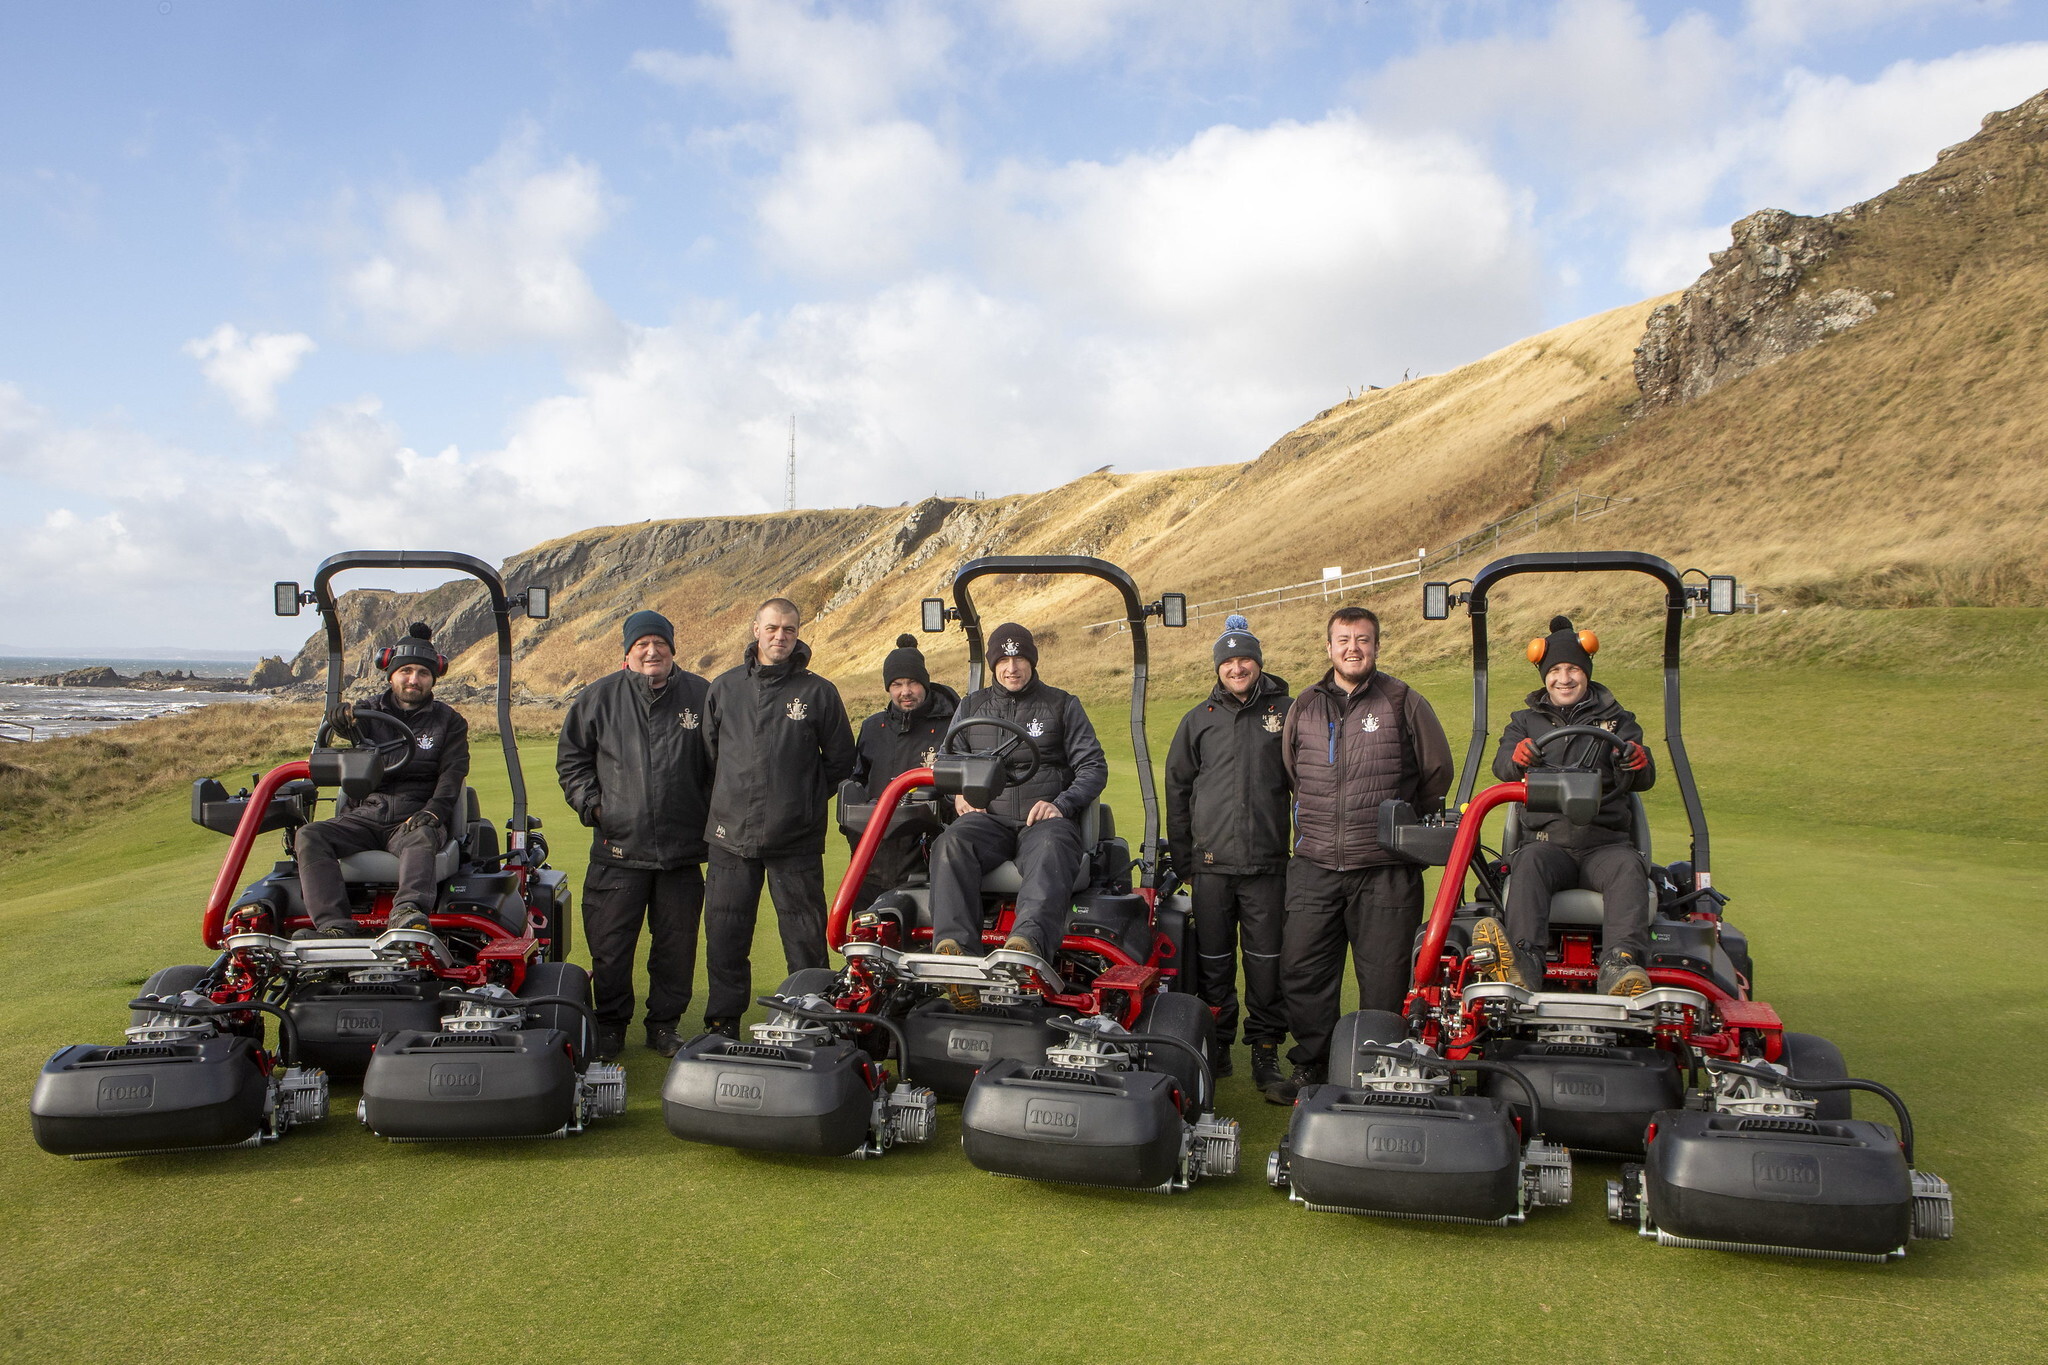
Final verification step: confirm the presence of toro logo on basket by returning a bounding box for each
[428,1063,482,1096]
[336,1009,383,1034]
[1366,1123,1427,1164]
[946,1029,993,1063]
[1024,1099,1081,1138]
[1555,1072,1606,1100]
[96,1075,154,1111]
[715,1073,765,1111]
[1753,1151,1823,1196]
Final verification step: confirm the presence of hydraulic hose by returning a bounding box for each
[755,996,915,1084]
[1351,1043,1545,1138]
[1046,1016,1214,1114]
[1709,1059,1916,1162]
[128,995,302,1067]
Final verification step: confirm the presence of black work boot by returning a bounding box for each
[647,1023,684,1058]
[595,1026,626,1063]
[387,905,431,933]
[1268,1062,1324,1106]
[291,925,351,941]
[1597,950,1652,997]
[702,1017,741,1041]
[1471,917,1540,991]
[1250,1042,1283,1095]
[1210,1039,1235,1079]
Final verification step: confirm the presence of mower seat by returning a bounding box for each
[981,802,1103,895]
[335,785,472,885]
[1502,795,1652,929]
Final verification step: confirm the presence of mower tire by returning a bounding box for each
[518,962,594,1065]
[130,966,211,1026]
[775,968,841,999]
[1779,1031,1853,1121]
[1134,990,1216,1117]
[1326,1010,1409,1090]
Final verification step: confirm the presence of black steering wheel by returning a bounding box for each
[942,716,1043,786]
[317,706,417,773]
[1529,725,1633,791]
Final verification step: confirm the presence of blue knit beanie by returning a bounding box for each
[1214,614,1261,668]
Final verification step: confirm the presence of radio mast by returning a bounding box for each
[785,416,796,512]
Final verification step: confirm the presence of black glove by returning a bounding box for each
[329,701,359,743]
[400,809,441,836]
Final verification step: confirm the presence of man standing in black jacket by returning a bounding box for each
[294,623,469,938]
[555,610,715,1060]
[701,598,856,1034]
[846,634,958,912]
[1276,606,1453,1102]
[1473,615,1657,998]
[928,623,1107,974]
[1164,614,1291,1093]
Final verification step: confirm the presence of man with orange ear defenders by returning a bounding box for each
[292,622,470,939]
[1471,615,1656,996]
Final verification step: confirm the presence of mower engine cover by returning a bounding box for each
[1478,1038,1682,1154]
[32,1034,271,1157]
[959,1057,1185,1190]
[1283,1085,1526,1223]
[662,1034,881,1157]
[1636,1109,1918,1257]
[901,998,1070,1100]
[359,1028,578,1140]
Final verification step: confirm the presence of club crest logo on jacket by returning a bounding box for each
[678,708,700,729]
[1025,718,1045,737]
[786,699,808,721]
[1361,713,1381,733]
[920,746,938,767]
[1262,713,1282,734]
[417,733,436,749]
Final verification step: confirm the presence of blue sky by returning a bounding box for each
[3,0,2046,652]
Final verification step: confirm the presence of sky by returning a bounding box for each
[3,0,2046,653]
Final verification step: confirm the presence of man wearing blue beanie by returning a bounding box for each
[1165,616,1293,1098]
[556,608,714,1060]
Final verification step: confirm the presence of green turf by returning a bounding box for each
[3,666,2044,1364]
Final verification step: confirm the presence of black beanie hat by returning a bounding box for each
[882,633,929,688]
[987,622,1038,667]
[1213,613,1262,668]
[1530,614,1596,679]
[381,622,446,677]
[622,609,675,654]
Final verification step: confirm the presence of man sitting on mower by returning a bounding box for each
[928,622,1107,969]
[1473,615,1655,996]
[292,622,470,939]
[846,633,959,912]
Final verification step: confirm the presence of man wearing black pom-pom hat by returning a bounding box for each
[845,634,959,912]
[293,622,470,938]
[1472,614,1658,997]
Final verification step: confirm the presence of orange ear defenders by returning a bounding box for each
[1527,631,1599,665]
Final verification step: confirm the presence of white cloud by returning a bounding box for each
[182,324,316,422]
[755,119,964,279]
[343,134,617,350]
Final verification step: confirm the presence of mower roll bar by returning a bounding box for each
[1438,550,1716,884]
[307,550,536,833]
[938,555,1171,889]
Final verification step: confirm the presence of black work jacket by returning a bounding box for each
[949,675,1107,827]
[1165,673,1293,877]
[704,640,856,858]
[1492,682,1656,851]
[556,665,714,869]
[355,690,469,831]
[852,684,960,798]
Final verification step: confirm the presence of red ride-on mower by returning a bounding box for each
[29,551,623,1158]
[662,556,1240,1191]
[1268,550,1952,1259]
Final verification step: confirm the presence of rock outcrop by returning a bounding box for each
[246,656,296,690]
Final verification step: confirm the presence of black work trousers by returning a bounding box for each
[1281,859,1424,1071]
[582,862,704,1030]
[928,812,1083,960]
[704,849,828,1022]
[295,803,443,930]
[1192,872,1287,1046]
[1504,839,1650,963]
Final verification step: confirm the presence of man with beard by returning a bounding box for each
[1275,606,1453,1101]
[556,610,715,1061]
[846,633,959,911]
[293,622,469,938]
[1165,614,1292,1096]
[926,622,1107,988]
[701,598,856,1037]
[1471,615,1657,997]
